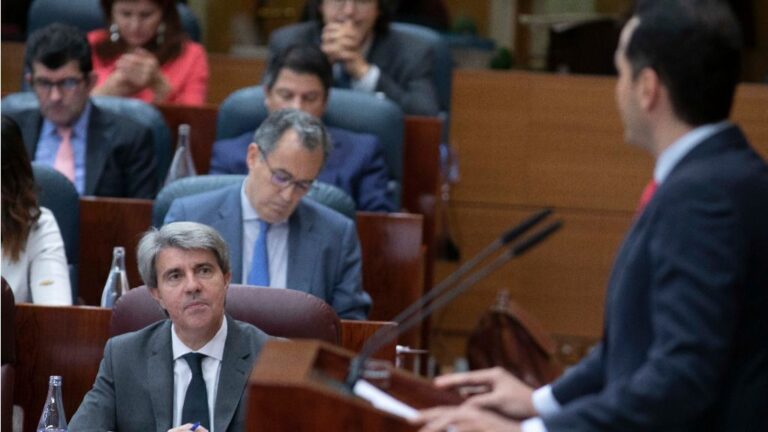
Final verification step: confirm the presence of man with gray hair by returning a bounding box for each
[70,221,271,432]
[165,109,371,320]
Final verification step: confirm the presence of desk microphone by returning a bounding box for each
[346,209,563,389]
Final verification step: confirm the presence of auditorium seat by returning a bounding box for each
[216,86,404,207]
[152,175,356,227]
[26,0,202,42]
[110,285,341,343]
[32,163,80,300]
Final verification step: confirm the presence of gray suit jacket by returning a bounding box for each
[269,22,439,116]
[164,183,371,320]
[69,315,270,432]
[8,104,158,198]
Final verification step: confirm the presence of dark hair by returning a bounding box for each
[627,0,742,125]
[94,0,185,65]
[308,0,394,36]
[264,44,333,97]
[25,23,93,75]
[253,109,333,161]
[1,116,41,261]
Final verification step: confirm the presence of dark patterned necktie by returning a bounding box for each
[181,353,210,429]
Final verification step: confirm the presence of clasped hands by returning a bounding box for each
[320,21,370,80]
[414,367,537,432]
[99,48,170,102]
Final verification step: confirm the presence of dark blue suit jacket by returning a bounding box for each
[545,126,768,431]
[209,126,394,212]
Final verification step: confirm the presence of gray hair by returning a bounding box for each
[137,221,230,288]
[252,108,332,161]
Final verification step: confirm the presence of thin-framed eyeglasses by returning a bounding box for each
[31,77,85,93]
[325,0,376,8]
[259,148,315,194]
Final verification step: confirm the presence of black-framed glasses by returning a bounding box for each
[260,149,315,193]
[32,77,85,93]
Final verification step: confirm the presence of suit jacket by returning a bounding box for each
[164,183,371,319]
[209,126,394,212]
[69,315,270,432]
[269,22,439,116]
[545,126,768,431]
[9,104,157,198]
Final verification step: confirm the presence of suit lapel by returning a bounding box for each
[19,110,43,157]
[84,106,111,195]
[286,201,318,292]
[213,186,246,281]
[214,316,254,432]
[147,321,175,431]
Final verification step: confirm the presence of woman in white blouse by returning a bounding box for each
[1,116,72,305]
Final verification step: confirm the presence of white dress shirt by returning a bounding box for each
[171,318,228,430]
[239,184,289,287]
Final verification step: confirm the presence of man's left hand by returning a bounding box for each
[415,405,522,432]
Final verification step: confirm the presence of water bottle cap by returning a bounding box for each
[49,375,62,385]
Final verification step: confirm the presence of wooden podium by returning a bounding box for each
[246,340,462,431]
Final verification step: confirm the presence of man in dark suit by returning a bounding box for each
[210,43,394,212]
[417,1,768,431]
[166,109,371,320]
[70,221,271,432]
[10,24,157,199]
[269,0,439,116]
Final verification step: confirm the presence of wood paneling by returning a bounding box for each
[157,103,219,174]
[430,70,768,366]
[14,305,111,432]
[206,54,265,104]
[78,197,153,305]
[1,41,25,93]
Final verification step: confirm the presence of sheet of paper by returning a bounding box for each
[353,379,420,420]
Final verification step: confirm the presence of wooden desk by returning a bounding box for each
[156,103,219,175]
[78,197,153,305]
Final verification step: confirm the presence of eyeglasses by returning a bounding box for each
[32,77,85,93]
[260,149,315,194]
[325,0,376,7]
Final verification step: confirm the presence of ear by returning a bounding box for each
[246,143,260,171]
[148,286,165,308]
[636,67,661,112]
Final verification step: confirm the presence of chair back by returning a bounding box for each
[152,175,356,227]
[32,163,80,300]
[2,92,173,184]
[215,86,404,206]
[110,285,341,343]
[26,0,201,41]
[391,22,453,115]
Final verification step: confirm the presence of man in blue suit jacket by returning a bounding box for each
[209,44,394,212]
[417,2,768,431]
[167,109,371,320]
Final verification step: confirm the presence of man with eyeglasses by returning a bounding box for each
[210,43,394,212]
[8,23,157,198]
[268,0,439,116]
[164,109,371,320]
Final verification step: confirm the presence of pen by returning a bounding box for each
[190,421,201,431]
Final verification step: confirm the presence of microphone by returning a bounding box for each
[346,209,563,389]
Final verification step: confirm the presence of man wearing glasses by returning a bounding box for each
[268,0,439,116]
[165,109,371,320]
[9,23,157,198]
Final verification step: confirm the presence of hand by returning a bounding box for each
[434,367,536,420]
[415,405,522,432]
[115,48,171,101]
[321,21,370,79]
[167,423,209,432]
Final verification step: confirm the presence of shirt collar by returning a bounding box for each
[171,316,228,362]
[654,120,731,184]
[41,101,92,138]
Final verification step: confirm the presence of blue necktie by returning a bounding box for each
[247,219,270,286]
[181,353,210,429]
